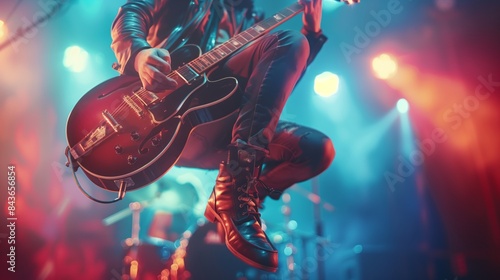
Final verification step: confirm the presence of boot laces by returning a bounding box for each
[237,178,262,217]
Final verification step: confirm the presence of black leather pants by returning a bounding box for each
[177,30,334,193]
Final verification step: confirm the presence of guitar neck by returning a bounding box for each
[182,3,304,77]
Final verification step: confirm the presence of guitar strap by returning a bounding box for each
[199,0,223,52]
[156,0,214,51]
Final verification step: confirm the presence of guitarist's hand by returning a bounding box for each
[300,0,323,33]
[300,0,360,33]
[134,48,178,92]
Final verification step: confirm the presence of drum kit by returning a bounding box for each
[103,174,335,280]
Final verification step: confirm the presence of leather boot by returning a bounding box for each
[204,143,278,272]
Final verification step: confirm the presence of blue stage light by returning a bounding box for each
[314,71,339,97]
[63,45,89,72]
[397,98,409,113]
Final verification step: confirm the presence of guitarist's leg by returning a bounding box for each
[258,121,335,201]
[221,30,310,149]
[178,120,335,198]
[204,30,313,271]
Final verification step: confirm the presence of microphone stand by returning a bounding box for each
[312,177,325,280]
[281,194,296,280]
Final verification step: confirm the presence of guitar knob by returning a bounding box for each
[131,131,140,141]
[114,145,123,154]
[127,155,137,165]
[151,137,161,146]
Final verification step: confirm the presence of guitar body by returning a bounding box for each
[66,45,240,191]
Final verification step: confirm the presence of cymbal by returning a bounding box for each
[103,173,205,226]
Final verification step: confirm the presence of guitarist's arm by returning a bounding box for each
[301,27,327,66]
[110,0,169,76]
[299,0,361,64]
[299,0,360,65]
[299,0,328,66]
[111,0,176,92]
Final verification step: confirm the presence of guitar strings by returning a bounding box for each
[108,70,180,121]
[107,38,242,121]
[107,5,299,121]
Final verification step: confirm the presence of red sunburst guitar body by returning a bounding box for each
[66,45,240,191]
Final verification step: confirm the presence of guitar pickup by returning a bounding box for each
[134,89,159,106]
[102,110,123,132]
[123,95,144,117]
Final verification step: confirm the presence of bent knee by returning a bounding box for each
[314,136,335,173]
[277,30,310,67]
[297,131,335,174]
[321,137,335,171]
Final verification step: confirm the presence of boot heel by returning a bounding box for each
[204,204,217,223]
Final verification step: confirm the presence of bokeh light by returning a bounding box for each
[397,98,409,113]
[314,71,340,97]
[353,244,363,254]
[372,53,398,80]
[63,45,89,72]
[0,20,7,40]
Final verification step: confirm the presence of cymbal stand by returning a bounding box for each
[122,202,143,280]
[312,177,325,280]
[281,194,296,279]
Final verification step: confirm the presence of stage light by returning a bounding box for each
[397,98,409,113]
[287,220,298,231]
[273,234,284,243]
[63,45,89,72]
[353,244,363,254]
[130,260,139,279]
[314,71,339,97]
[372,53,398,80]
[0,20,7,40]
[183,230,192,239]
[282,193,291,203]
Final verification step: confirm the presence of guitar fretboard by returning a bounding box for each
[175,3,304,82]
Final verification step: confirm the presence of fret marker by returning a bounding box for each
[255,26,265,32]
[273,14,283,21]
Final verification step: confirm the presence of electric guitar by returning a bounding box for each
[65,1,355,196]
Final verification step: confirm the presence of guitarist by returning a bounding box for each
[111,0,342,272]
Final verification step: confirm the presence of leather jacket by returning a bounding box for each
[111,0,327,75]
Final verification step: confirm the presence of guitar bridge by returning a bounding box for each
[123,95,144,117]
[70,121,116,160]
[102,110,122,132]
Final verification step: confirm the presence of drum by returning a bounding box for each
[122,241,176,280]
[118,176,203,280]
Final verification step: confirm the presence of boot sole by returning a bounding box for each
[204,205,278,272]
